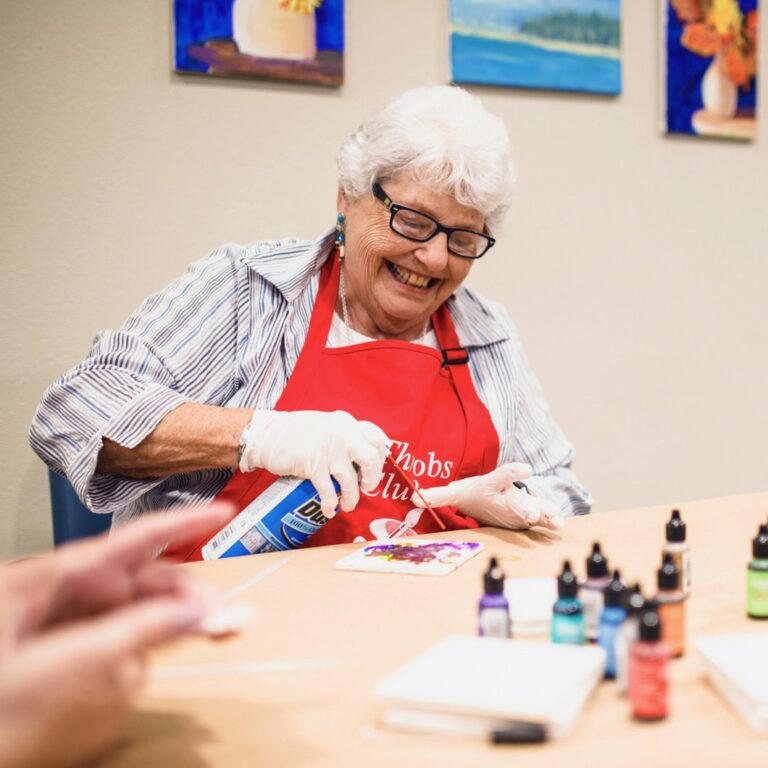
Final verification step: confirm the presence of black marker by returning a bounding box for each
[491,722,548,744]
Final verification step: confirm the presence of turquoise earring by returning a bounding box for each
[335,213,345,261]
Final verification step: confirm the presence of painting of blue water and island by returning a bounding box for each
[449,0,622,95]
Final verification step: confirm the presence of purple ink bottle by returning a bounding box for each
[478,557,511,639]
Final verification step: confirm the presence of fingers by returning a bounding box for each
[486,462,533,491]
[94,502,236,569]
[411,477,469,508]
[133,563,221,613]
[331,463,360,513]
[83,597,207,656]
[355,421,389,492]
[310,473,340,519]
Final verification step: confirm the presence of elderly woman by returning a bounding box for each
[30,85,591,559]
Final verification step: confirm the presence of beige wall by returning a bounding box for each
[1,1,766,557]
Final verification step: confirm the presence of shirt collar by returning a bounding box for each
[240,227,336,303]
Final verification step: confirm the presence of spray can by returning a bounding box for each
[202,476,340,559]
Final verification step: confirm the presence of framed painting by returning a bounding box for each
[174,0,344,86]
[662,0,758,140]
[449,0,622,95]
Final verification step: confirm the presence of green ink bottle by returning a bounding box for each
[747,524,768,620]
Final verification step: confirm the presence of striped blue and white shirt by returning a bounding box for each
[30,229,592,527]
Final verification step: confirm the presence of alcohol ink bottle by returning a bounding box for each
[629,602,670,721]
[580,542,610,641]
[598,570,627,679]
[478,557,511,638]
[663,509,691,596]
[616,585,645,695]
[747,524,768,619]
[656,553,686,657]
[551,561,586,645]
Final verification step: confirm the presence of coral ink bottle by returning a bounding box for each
[629,602,669,721]
[551,561,586,645]
[747,524,768,620]
[580,542,610,641]
[598,569,627,679]
[478,557,511,638]
[663,509,691,596]
[656,553,686,657]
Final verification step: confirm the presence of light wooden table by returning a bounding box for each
[106,493,768,767]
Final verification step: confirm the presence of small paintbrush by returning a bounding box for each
[388,452,446,531]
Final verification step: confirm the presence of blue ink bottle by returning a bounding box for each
[551,560,586,645]
[580,542,611,641]
[598,569,627,679]
[478,557,511,638]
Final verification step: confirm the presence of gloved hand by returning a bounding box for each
[239,410,389,518]
[411,463,564,531]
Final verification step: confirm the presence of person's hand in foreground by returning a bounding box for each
[412,463,565,531]
[0,502,233,768]
[240,409,390,518]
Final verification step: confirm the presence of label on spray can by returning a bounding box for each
[202,476,340,560]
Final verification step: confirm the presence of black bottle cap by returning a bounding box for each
[484,557,505,595]
[604,569,626,607]
[657,552,680,590]
[666,508,686,543]
[639,601,662,642]
[557,560,579,598]
[624,584,646,617]
[753,524,768,559]
[586,542,608,578]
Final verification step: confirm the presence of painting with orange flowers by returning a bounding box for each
[174,0,343,86]
[662,0,758,140]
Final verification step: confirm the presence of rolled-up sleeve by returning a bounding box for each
[29,245,247,513]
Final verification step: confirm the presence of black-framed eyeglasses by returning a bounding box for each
[372,182,495,260]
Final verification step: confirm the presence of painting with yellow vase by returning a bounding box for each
[174,0,344,86]
[662,0,758,140]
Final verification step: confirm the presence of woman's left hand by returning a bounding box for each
[411,463,564,531]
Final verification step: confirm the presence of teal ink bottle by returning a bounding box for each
[478,557,511,638]
[598,569,627,679]
[551,561,586,645]
[580,542,610,641]
[747,524,768,619]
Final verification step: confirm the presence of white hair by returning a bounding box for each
[337,85,516,230]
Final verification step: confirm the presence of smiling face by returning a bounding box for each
[337,175,485,341]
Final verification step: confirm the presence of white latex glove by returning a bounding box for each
[239,410,389,518]
[411,463,565,531]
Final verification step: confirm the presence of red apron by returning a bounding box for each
[170,250,499,561]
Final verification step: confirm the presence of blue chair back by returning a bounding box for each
[49,469,112,546]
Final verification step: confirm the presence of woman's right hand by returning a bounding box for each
[239,410,389,518]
